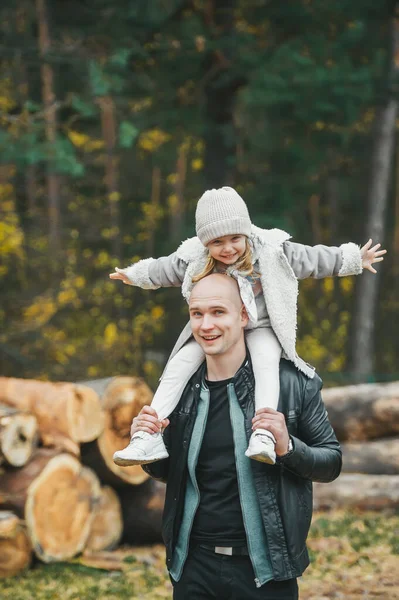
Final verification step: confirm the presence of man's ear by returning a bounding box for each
[240,304,249,327]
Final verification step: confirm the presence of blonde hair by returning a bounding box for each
[192,238,255,283]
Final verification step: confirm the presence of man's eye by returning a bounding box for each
[214,310,224,315]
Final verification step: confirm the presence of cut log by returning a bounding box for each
[322,381,399,441]
[85,486,123,552]
[0,404,38,467]
[118,479,166,544]
[0,511,32,577]
[313,474,399,510]
[342,437,399,474]
[81,377,152,487]
[0,377,104,455]
[0,449,101,562]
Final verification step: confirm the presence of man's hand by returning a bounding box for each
[130,405,170,438]
[109,268,133,285]
[360,239,387,274]
[252,408,290,457]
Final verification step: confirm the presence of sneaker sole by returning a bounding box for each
[245,451,276,465]
[113,453,169,467]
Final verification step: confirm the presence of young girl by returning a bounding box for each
[110,186,385,466]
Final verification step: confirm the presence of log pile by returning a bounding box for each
[313,381,399,511]
[0,376,165,578]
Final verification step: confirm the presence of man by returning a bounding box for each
[131,273,342,599]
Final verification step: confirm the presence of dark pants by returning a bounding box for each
[171,545,299,600]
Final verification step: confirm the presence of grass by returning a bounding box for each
[1,511,398,600]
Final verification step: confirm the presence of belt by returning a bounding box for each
[197,544,249,556]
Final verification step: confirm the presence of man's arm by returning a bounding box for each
[279,376,342,483]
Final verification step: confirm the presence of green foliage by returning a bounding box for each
[0,0,397,381]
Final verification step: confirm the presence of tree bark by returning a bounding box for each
[313,473,399,511]
[342,437,399,474]
[0,511,32,578]
[80,377,152,487]
[203,0,242,188]
[0,449,101,562]
[0,404,38,467]
[0,377,104,456]
[351,15,399,382]
[322,381,399,441]
[98,96,121,259]
[35,0,61,252]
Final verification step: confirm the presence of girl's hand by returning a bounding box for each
[109,268,133,285]
[360,239,387,274]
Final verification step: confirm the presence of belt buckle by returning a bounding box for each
[215,546,233,556]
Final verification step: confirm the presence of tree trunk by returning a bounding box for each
[85,486,123,552]
[35,0,61,252]
[351,16,399,382]
[0,449,101,562]
[0,377,104,455]
[203,0,241,188]
[80,377,152,487]
[146,165,161,256]
[0,404,38,467]
[98,96,121,259]
[118,479,165,544]
[0,511,32,577]
[322,381,399,441]
[169,145,188,243]
[342,437,399,475]
[313,474,399,511]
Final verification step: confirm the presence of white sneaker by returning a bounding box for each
[245,430,276,464]
[113,431,169,467]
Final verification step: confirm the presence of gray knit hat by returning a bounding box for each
[195,186,252,246]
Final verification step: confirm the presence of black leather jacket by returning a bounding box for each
[143,358,342,581]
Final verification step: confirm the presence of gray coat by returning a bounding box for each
[120,225,362,377]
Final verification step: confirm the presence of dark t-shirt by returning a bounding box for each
[190,377,247,546]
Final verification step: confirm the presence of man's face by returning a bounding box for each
[189,286,247,357]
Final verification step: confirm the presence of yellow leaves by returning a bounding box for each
[68,130,105,151]
[151,306,164,320]
[94,251,112,268]
[138,128,171,152]
[191,158,203,171]
[167,194,178,210]
[57,288,78,305]
[323,278,334,294]
[23,295,57,325]
[104,322,118,347]
[339,276,354,295]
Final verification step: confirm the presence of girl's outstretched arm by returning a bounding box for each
[282,238,386,280]
[109,251,189,289]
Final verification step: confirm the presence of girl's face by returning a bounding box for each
[207,234,247,265]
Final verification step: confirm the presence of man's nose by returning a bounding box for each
[200,314,214,330]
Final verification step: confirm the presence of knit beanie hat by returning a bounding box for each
[195,186,252,246]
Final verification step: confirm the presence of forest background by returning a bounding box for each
[1,0,398,388]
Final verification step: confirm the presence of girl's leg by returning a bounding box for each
[151,339,205,420]
[245,328,282,464]
[245,327,282,413]
[114,339,205,466]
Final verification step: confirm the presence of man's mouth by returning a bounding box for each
[201,334,221,341]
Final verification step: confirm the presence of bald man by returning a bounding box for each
[133,274,342,599]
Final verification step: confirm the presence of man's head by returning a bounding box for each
[189,274,248,357]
